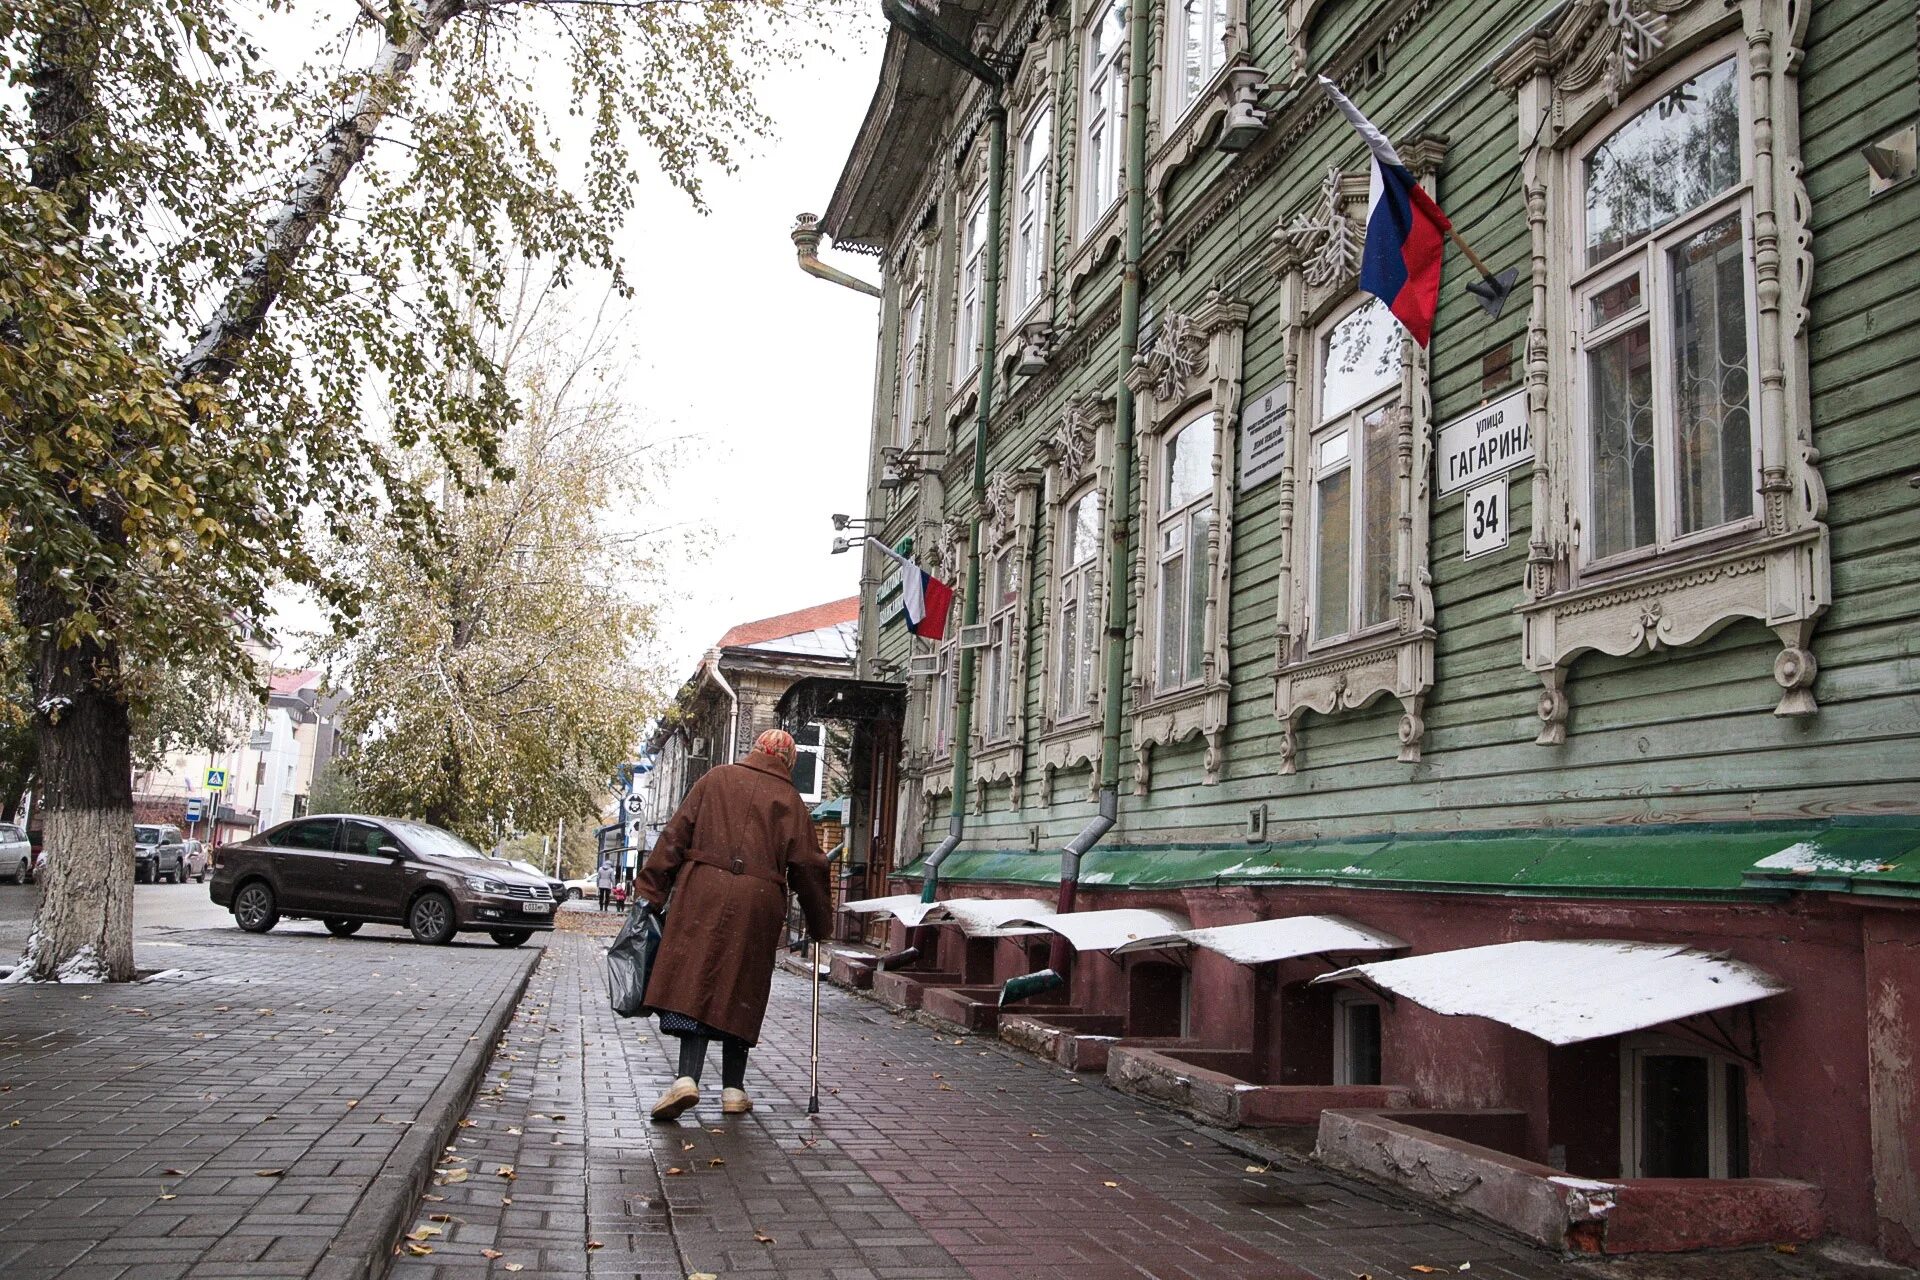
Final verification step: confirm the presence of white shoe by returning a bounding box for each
[650,1076,699,1120]
[721,1087,753,1115]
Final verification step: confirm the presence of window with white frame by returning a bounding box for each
[1012,106,1052,318]
[790,722,826,802]
[931,643,956,759]
[955,190,989,384]
[898,289,925,446]
[1333,993,1383,1086]
[1055,488,1101,719]
[1620,1038,1749,1178]
[1310,297,1400,644]
[1170,0,1230,119]
[1082,0,1128,231]
[1575,53,1757,566]
[983,548,1018,742]
[1155,414,1214,692]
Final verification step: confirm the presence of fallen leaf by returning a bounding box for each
[709,1128,725,1135]
[501,1195,513,1206]
[405,1227,441,1241]
[423,1194,445,1203]
[688,1274,717,1280]
[680,1140,696,1152]
[1773,1244,1799,1255]
[1029,1132,1044,1138]
[440,1169,469,1184]
[586,1240,604,1251]
[506,1126,521,1135]
[753,1231,775,1244]
[549,1113,566,1121]
[707,1157,725,1168]
[162,1168,184,1176]
[255,1169,284,1178]
[1411,1268,1440,1275]
[159,1193,176,1201]
[481,1248,503,1260]
[346,1100,359,1109]
[428,1213,453,1223]
[495,1165,516,1180]
[1103,1181,1119,1188]
[1245,1164,1271,1174]
[458,1119,475,1128]
[665,1166,686,1176]
[8,1120,18,1128]
[404,1242,433,1257]
[504,1264,524,1272]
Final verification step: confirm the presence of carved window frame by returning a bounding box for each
[1007,28,1060,330]
[953,183,990,389]
[1494,0,1828,747]
[1035,395,1115,806]
[1269,168,1437,775]
[1124,291,1248,791]
[1144,0,1257,224]
[968,471,1041,812]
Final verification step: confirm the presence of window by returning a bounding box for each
[1621,1040,1749,1178]
[898,289,925,445]
[342,819,391,858]
[274,818,339,852]
[932,643,956,758]
[1012,106,1052,318]
[983,550,1019,741]
[1156,415,1214,691]
[1576,57,1755,565]
[1310,298,1400,643]
[1334,994,1383,1086]
[1055,488,1101,719]
[954,190,989,383]
[1170,0,1230,118]
[790,722,826,802]
[1082,0,1128,229]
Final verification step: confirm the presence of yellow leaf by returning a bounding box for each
[481,1248,503,1259]
[441,1168,469,1184]
[707,1157,725,1168]
[1411,1268,1440,1274]
[1773,1244,1799,1255]
[666,1166,686,1176]
[1103,1181,1119,1188]
[406,1227,441,1241]
[404,1242,433,1257]
[753,1231,775,1244]
[254,1169,284,1178]
[496,1165,516,1179]
[586,1240,604,1250]
[159,1193,176,1201]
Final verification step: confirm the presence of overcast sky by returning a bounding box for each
[605,18,889,684]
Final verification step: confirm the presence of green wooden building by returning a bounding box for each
[809,0,1920,1261]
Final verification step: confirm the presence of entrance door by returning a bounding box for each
[862,719,900,948]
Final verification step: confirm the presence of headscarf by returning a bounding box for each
[752,728,797,768]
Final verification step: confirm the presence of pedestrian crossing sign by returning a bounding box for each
[204,768,228,792]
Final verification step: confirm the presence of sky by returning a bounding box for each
[600,16,890,685]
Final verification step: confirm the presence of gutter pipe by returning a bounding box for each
[878,1,1007,942]
[790,213,882,297]
[702,650,740,764]
[1004,0,1150,1007]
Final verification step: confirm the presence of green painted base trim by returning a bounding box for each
[890,817,1920,902]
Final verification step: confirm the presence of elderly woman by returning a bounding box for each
[635,728,833,1119]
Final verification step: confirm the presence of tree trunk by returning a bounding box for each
[7,577,136,983]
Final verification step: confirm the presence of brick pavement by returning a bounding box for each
[393,931,1615,1280]
[0,920,537,1280]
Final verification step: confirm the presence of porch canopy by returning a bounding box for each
[1181,914,1406,965]
[1031,908,1193,956]
[1312,939,1788,1046]
[842,895,1057,936]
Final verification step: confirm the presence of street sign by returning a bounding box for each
[1436,389,1531,495]
[204,768,228,792]
[184,798,204,823]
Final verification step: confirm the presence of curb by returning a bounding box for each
[308,944,542,1280]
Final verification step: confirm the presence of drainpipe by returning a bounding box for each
[790,213,882,297]
[1003,0,1149,1007]
[703,650,739,764]
[878,1,1007,937]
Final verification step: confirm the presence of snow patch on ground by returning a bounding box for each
[140,969,194,983]
[1548,1176,1618,1192]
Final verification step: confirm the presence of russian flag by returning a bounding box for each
[874,541,955,641]
[1318,76,1451,348]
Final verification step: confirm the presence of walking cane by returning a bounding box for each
[807,940,822,1116]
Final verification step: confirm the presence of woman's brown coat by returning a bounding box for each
[635,749,833,1045]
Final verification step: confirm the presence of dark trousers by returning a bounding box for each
[598,888,611,910]
[676,1035,748,1089]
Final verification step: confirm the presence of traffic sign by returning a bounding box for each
[622,794,643,815]
[184,798,205,822]
[204,768,228,792]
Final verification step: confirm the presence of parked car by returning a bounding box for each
[3,823,31,885]
[489,857,566,904]
[134,824,189,883]
[182,839,210,883]
[209,814,556,946]
[560,875,597,902]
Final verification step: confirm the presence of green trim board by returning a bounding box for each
[891,818,1920,902]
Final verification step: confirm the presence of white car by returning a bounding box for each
[2,823,31,884]
[560,876,598,902]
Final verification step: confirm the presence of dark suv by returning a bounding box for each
[209,814,555,946]
[134,824,188,883]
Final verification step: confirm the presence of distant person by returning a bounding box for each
[611,880,628,911]
[636,729,831,1119]
[596,860,615,911]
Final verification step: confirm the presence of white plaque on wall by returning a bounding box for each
[1463,476,1510,560]
[1436,389,1531,495]
[1238,380,1290,493]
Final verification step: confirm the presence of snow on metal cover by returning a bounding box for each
[926,898,1058,937]
[1180,914,1406,965]
[1039,908,1193,954]
[842,894,944,926]
[1312,939,1786,1046]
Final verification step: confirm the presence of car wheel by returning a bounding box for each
[564,888,580,902]
[166,860,181,885]
[408,892,457,945]
[195,868,207,884]
[323,919,361,938]
[233,881,279,933]
[489,929,532,947]
[14,858,28,886]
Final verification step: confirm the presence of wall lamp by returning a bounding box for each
[831,513,884,531]
[830,535,869,555]
[878,446,946,491]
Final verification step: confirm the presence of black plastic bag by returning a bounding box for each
[607,898,664,1017]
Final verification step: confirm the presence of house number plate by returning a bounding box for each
[1463,476,1509,560]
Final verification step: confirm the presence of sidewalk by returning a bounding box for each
[394,929,1693,1280]
[0,915,537,1280]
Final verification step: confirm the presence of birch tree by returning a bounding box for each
[321,278,668,847]
[0,0,842,980]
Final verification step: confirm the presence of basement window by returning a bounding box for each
[1620,1038,1749,1178]
[1333,992,1382,1086]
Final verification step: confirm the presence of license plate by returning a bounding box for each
[521,902,551,915]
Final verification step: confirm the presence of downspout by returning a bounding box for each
[790,213,882,297]
[1004,0,1149,1006]
[877,1,1006,933]
[703,650,740,764]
